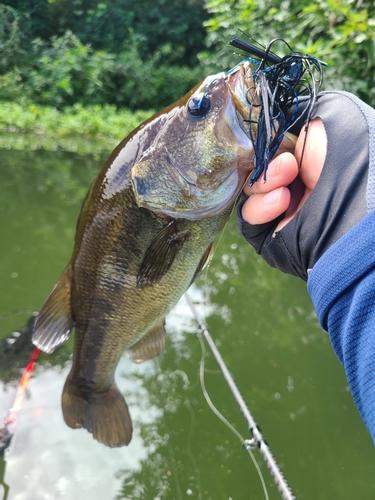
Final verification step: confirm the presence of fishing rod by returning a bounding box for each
[185,292,296,500]
[0,346,40,455]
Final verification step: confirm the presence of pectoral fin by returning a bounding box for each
[126,320,166,363]
[137,220,188,288]
[32,263,74,353]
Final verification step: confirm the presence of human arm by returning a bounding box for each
[238,91,375,442]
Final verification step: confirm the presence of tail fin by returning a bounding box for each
[62,372,133,447]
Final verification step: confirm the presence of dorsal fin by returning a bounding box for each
[137,220,188,288]
[32,263,74,353]
[126,321,166,363]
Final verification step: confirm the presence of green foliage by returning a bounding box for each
[0,27,204,110]
[203,0,375,105]
[18,32,119,108]
[0,100,153,155]
[2,0,208,64]
[2,0,375,114]
[0,100,153,138]
[0,4,25,72]
[0,68,23,100]
[0,0,209,110]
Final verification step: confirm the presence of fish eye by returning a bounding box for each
[187,94,211,118]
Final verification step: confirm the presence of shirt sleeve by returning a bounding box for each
[308,211,375,444]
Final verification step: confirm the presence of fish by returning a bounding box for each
[31,62,294,447]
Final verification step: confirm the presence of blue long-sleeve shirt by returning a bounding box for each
[238,90,375,443]
[308,211,375,443]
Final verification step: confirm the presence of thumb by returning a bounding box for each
[241,153,299,225]
[241,186,291,225]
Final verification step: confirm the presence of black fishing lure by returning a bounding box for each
[229,34,326,186]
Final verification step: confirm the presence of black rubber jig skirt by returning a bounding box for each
[229,34,326,186]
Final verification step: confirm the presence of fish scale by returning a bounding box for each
[71,186,230,386]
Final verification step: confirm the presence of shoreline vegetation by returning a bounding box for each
[0,101,154,156]
[1,1,374,157]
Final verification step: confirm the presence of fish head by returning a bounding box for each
[131,62,258,219]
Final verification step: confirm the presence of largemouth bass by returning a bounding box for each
[32,63,291,447]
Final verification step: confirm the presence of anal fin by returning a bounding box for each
[126,320,166,363]
[32,263,74,353]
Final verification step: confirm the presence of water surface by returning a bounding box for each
[0,146,374,500]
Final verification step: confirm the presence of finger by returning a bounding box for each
[241,186,291,225]
[295,117,327,190]
[272,118,326,232]
[244,152,299,195]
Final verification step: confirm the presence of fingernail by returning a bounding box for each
[263,188,282,205]
[269,156,282,177]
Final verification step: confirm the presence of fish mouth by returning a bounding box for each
[226,61,257,135]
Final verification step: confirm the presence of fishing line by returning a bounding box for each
[184,399,203,496]
[0,309,36,322]
[185,291,297,500]
[199,196,240,294]
[197,332,269,500]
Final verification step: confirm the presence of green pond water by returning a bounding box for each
[0,144,374,500]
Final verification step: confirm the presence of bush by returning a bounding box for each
[1,0,208,65]
[0,29,204,110]
[4,0,374,112]
[0,100,153,138]
[202,0,375,105]
[0,4,25,72]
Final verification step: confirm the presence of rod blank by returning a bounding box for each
[185,292,296,500]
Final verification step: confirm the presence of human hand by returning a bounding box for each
[241,117,326,231]
[238,91,370,280]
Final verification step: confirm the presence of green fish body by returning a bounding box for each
[32,64,257,447]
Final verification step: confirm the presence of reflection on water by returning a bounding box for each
[1,147,375,500]
[4,361,154,500]
[0,288,211,500]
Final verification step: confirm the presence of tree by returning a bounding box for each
[202,0,375,105]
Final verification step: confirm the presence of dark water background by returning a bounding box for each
[0,145,374,500]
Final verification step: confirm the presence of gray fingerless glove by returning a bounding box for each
[238,91,375,280]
